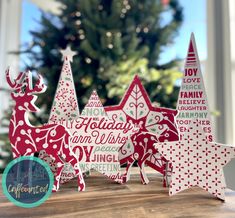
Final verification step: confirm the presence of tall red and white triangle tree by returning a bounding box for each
[175,33,226,190]
[176,33,214,142]
[49,46,79,123]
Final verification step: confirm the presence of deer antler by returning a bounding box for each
[6,68,46,94]
[32,73,46,93]
[24,71,46,94]
[6,68,25,92]
[24,71,33,93]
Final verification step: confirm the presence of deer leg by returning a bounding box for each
[67,156,85,192]
[138,162,149,185]
[77,173,85,192]
[122,156,135,183]
[52,156,64,192]
[138,153,151,185]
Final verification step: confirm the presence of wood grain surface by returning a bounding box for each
[1,168,235,218]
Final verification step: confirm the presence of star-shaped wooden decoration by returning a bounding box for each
[156,120,235,200]
[60,46,77,62]
[68,90,136,183]
[105,75,179,186]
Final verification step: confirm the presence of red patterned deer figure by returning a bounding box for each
[6,68,85,192]
[119,108,178,186]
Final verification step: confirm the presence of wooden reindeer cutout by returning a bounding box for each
[119,112,176,187]
[6,68,85,192]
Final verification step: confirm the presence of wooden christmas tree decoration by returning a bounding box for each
[177,33,226,189]
[48,46,79,183]
[176,33,213,142]
[68,90,136,183]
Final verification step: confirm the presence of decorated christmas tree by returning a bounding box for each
[22,0,183,122]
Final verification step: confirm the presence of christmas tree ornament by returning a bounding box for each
[157,120,235,200]
[6,69,85,192]
[105,75,179,186]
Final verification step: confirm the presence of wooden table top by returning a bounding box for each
[1,168,235,218]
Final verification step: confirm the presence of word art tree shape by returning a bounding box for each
[63,90,136,183]
[105,75,179,186]
[48,46,79,183]
[157,120,235,200]
[176,33,213,142]
[177,33,226,189]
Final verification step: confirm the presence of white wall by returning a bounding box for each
[30,0,61,14]
[207,0,235,189]
[0,0,22,122]
[230,0,235,144]
[206,0,233,144]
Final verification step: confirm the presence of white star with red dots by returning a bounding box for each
[156,120,235,200]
